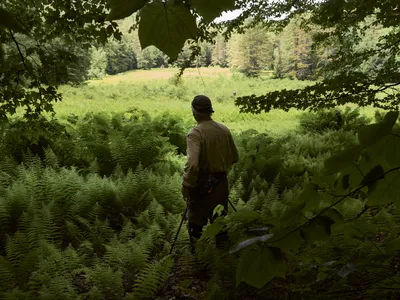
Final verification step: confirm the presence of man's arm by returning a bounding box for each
[182,130,201,188]
[229,134,239,165]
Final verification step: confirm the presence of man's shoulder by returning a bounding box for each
[187,126,201,137]
[212,120,232,134]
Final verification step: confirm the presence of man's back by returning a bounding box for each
[181,95,239,252]
[183,119,238,187]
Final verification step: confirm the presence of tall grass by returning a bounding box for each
[54,68,313,136]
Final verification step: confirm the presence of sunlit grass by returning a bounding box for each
[51,67,382,135]
[53,68,314,135]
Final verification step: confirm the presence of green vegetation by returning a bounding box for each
[1,0,400,299]
[55,69,312,135]
[0,70,399,298]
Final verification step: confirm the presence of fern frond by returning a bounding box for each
[0,256,14,292]
[44,148,59,169]
[2,288,31,300]
[131,256,173,299]
[26,203,61,246]
[5,232,30,265]
[175,252,196,278]
[85,263,124,300]
[38,276,79,300]
[104,239,149,271]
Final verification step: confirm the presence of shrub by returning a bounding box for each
[299,107,371,133]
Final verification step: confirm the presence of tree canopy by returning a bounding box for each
[1,0,399,119]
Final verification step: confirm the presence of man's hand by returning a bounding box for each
[181,185,190,201]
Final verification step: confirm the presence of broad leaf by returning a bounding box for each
[212,204,225,218]
[360,165,384,187]
[106,0,148,21]
[357,111,398,149]
[0,8,27,33]
[236,246,286,288]
[382,111,399,127]
[139,0,197,59]
[365,134,400,170]
[324,145,361,174]
[300,216,335,243]
[200,219,224,240]
[268,228,304,251]
[368,170,400,206]
[300,183,321,212]
[229,209,260,222]
[384,238,400,253]
[191,0,236,23]
[0,44,4,66]
[279,199,305,225]
[324,208,344,224]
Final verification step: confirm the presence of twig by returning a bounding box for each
[267,166,400,245]
[352,227,394,268]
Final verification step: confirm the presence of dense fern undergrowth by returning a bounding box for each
[0,108,399,299]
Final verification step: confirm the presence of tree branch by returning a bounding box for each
[267,166,400,245]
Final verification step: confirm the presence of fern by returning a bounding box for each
[25,203,61,246]
[104,239,149,271]
[85,263,125,300]
[5,232,30,265]
[130,256,173,300]
[37,276,79,300]
[0,256,14,292]
[44,148,59,169]
[2,288,31,300]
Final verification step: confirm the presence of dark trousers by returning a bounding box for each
[187,175,229,251]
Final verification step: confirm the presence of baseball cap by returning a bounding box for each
[191,95,214,114]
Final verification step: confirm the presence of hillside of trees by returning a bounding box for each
[85,16,392,80]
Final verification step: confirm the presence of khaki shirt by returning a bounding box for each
[182,119,239,187]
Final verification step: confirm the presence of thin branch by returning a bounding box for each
[267,166,400,246]
[352,227,393,268]
[353,161,365,177]
[351,205,370,220]
[8,28,43,102]
[9,29,34,78]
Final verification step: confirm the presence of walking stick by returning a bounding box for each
[228,198,237,212]
[169,205,188,255]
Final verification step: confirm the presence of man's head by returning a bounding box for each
[191,95,214,122]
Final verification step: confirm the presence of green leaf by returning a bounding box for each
[212,204,225,218]
[324,208,344,224]
[324,145,361,174]
[200,219,224,240]
[382,111,399,127]
[191,0,235,23]
[0,44,4,66]
[138,0,197,59]
[300,183,321,212]
[229,209,260,222]
[279,200,305,225]
[106,0,148,21]
[360,165,384,187]
[236,246,286,288]
[300,216,335,243]
[368,170,400,206]
[366,135,400,169]
[268,228,304,251]
[0,8,27,33]
[357,111,398,149]
[384,238,400,253]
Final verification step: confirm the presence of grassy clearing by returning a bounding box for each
[55,68,314,135]
[52,67,382,135]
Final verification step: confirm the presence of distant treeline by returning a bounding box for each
[61,16,391,81]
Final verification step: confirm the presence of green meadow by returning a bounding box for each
[55,68,313,135]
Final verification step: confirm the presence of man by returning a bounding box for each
[182,95,239,252]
